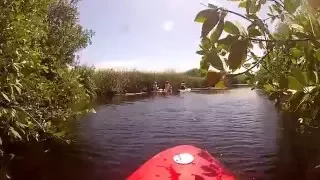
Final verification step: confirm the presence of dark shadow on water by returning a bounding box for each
[9,142,96,180]
[270,114,320,180]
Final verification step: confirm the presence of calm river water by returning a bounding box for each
[11,88,320,180]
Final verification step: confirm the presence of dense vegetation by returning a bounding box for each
[0,0,95,171]
[80,68,205,96]
[0,0,205,175]
[195,0,320,131]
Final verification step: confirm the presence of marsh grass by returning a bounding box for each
[93,69,205,95]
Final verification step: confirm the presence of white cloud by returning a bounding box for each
[162,20,174,32]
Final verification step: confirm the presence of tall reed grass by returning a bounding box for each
[93,69,205,95]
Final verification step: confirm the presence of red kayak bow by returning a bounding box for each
[127,145,236,180]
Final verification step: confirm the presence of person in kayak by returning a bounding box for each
[180,81,186,90]
[153,81,159,91]
[164,81,172,93]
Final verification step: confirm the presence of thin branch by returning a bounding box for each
[248,38,310,42]
[200,3,253,23]
[308,14,316,37]
[230,51,271,76]
[261,61,276,77]
[262,16,275,22]
[220,9,254,23]
[13,106,46,132]
[268,0,285,8]
[200,3,207,7]
[200,3,208,8]
[245,57,253,62]
[267,53,283,78]
[262,15,280,23]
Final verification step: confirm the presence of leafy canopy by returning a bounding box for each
[195,0,320,131]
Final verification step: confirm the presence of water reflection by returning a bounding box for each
[10,88,320,180]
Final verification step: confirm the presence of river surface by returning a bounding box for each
[12,88,320,180]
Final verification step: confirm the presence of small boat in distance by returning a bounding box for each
[152,89,165,93]
[178,88,191,92]
[178,81,191,93]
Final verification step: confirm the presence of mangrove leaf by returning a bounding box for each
[207,50,224,71]
[227,39,249,70]
[291,67,307,86]
[288,76,304,90]
[194,9,217,23]
[284,0,301,14]
[224,21,240,35]
[201,10,220,37]
[210,21,225,43]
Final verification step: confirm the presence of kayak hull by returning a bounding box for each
[127,145,235,180]
[178,88,191,93]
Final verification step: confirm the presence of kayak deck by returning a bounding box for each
[127,145,235,180]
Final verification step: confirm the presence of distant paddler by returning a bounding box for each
[178,81,191,92]
[180,81,186,90]
[153,81,159,91]
[164,81,172,93]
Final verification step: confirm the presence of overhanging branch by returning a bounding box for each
[220,9,253,23]
[200,3,253,23]
[248,38,310,42]
[268,0,285,8]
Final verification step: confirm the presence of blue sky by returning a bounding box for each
[78,0,263,72]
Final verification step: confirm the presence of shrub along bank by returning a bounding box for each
[0,0,94,177]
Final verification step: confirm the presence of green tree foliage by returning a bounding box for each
[185,68,203,77]
[229,74,249,84]
[195,0,320,131]
[0,0,94,157]
[74,65,97,100]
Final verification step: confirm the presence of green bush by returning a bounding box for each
[0,0,93,158]
[74,66,97,100]
[195,0,320,131]
[185,68,203,77]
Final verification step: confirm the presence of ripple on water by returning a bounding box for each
[73,88,281,180]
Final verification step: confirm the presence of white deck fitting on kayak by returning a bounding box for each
[173,153,194,165]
